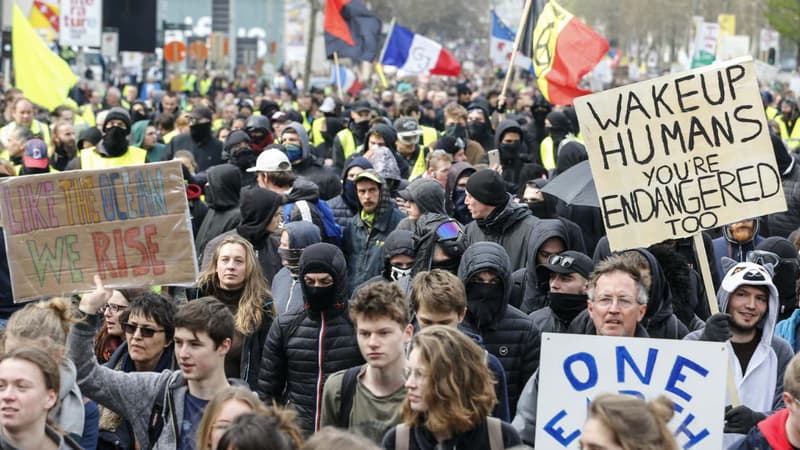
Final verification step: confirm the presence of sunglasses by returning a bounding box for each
[548,254,575,268]
[122,323,165,338]
[436,221,461,241]
[746,250,798,270]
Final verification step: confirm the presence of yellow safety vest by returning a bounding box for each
[80,104,97,127]
[539,136,557,171]
[198,78,212,96]
[181,74,197,92]
[301,111,313,133]
[408,148,428,181]
[336,128,357,160]
[80,146,147,169]
[163,129,179,144]
[766,106,779,121]
[311,117,326,147]
[777,115,800,152]
[0,120,52,148]
[420,125,439,148]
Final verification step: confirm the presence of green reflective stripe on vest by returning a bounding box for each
[540,136,556,170]
[337,128,357,159]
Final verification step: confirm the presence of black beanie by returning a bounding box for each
[105,107,132,133]
[466,169,508,206]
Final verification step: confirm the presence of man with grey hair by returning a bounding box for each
[511,252,650,446]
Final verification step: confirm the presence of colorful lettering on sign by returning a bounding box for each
[1,182,60,235]
[91,224,166,279]
[26,235,83,286]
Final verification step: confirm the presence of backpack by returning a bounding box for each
[394,417,504,450]
[283,199,343,246]
[336,365,363,428]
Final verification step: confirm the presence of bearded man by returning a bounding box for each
[713,219,764,280]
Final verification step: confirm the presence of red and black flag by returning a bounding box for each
[324,0,381,61]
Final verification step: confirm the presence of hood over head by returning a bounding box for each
[494,119,524,149]
[205,164,242,210]
[718,261,780,343]
[341,156,374,181]
[446,161,476,197]
[756,236,799,318]
[284,220,322,249]
[299,242,349,309]
[402,177,446,215]
[555,141,588,175]
[367,123,397,152]
[632,248,675,325]
[236,188,283,248]
[130,120,150,147]
[282,121,311,159]
[383,229,414,262]
[458,241,512,328]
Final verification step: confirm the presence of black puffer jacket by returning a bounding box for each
[464,196,539,271]
[766,152,800,239]
[458,242,541,417]
[520,218,586,313]
[256,243,364,434]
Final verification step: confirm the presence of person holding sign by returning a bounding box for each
[686,261,793,447]
[513,253,651,445]
[381,325,521,449]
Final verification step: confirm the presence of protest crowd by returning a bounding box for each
[4,1,800,450]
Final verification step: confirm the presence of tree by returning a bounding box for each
[765,0,800,67]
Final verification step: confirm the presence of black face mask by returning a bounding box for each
[526,200,549,218]
[467,121,487,140]
[302,284,336,312]
[190,122,212,143]
[278,248,303,277]
[452,188,472,224]
[352,120,370,139]
[499,142,520,159]
[466,282,505,329]
[445,124,467,141]
[548,292,588,323]
[131,110,149,123]
[430,258,459,275]
[229,148,256,171]
[102,126,129,157]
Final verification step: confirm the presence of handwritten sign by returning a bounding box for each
[59,0,102,47]
[536,333,727,449]
[574,57,787,251]
[0,161,197,301]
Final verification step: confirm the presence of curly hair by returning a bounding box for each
[586,393,678,450]
[401,325,496,435]
[198,235,274,335]
[349,281,409,328]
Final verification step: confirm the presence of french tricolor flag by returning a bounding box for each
[379,22,461,77]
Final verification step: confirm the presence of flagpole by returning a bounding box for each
[500,0,534,101]
[333,51,344,99]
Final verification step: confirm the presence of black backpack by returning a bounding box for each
[336,365,363,428]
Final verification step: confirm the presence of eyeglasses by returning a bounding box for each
[404,366,427,381]
[102,303,127,314]
[435,221,461,241]
[548,254,575,269]
[592,296,639,310]
[122,323,165,338]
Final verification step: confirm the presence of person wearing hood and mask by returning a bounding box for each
[201,187,284,284]
[686,261,793,447]
[529,251,594,333]
[520,178,558,220]
[281,122,341,201]
[524,94,552,166]
[130,119,167,163]
[457,242,541,418]
[753,237,800,325]
[315,116,345,166]
[467,100,495,153]
[352,123,411,181]
[343,169,405,291]
[713,218,765,280]
[570,248,689,340]
[272,221,322,316]
[494,119,531,192]
[765,133,800,238]
[332,99,373,172]
[194,164,242,260]
[257,243,365,434]
[445,161,476,225]
[443,102,486,165]
[244,114,274,154]
[164,106,225,184]
[464,169,540,271]
[396,178,447,232]
[223,130,257,186]
[328,157,373,227]
[538,111,575,173]
[69,107,147,170]
[365,229,415,286]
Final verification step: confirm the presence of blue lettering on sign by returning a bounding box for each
[665,356,709,402]
[543,410,581,446]
[674,413,710,448]
[563,352,598,391]
[616,346,658,384]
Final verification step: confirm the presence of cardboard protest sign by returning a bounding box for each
[574,57,786,251]
[0,161,197,301]
[535,333,727,449]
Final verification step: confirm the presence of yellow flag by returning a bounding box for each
[12,4,77,111]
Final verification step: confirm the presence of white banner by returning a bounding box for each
[535,333,727,449]
[59,0,102,47]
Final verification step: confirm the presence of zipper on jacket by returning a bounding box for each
[314,311,327,432]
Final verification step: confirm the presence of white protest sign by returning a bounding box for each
[59,0,102,47]
[574,57,786,252]
[535,333,727,449]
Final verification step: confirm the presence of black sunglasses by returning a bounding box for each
[122,323,165,338]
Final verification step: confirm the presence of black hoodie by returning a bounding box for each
[257,243,364,433]
[457,241,541,417]
[464,196,540,272]
[756,236,799,321]
[194,164,242,259]
[494,119,530,192]
[283,122,342,200]
[520,218,586,313]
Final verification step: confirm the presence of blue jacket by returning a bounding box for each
[775,308,800,352]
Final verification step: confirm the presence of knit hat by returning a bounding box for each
[466,169,508,206]
[105,107,131,132]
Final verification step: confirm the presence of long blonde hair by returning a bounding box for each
[587,393,679,450]
[198,235,273,335]
[401,325,496,435]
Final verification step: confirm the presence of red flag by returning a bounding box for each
[324,0,381,61]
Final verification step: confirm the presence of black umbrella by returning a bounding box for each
[540,160,599,208]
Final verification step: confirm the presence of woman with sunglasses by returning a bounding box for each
[98,292,176,450]
[94,288,147,364]
[382,326,521,449]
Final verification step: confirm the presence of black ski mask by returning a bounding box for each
[548,292,588,323]
[190,122,213,143]
[102,126,129,157]
[466,282,505,329]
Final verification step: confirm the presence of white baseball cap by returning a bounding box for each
[247,149,292,172]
